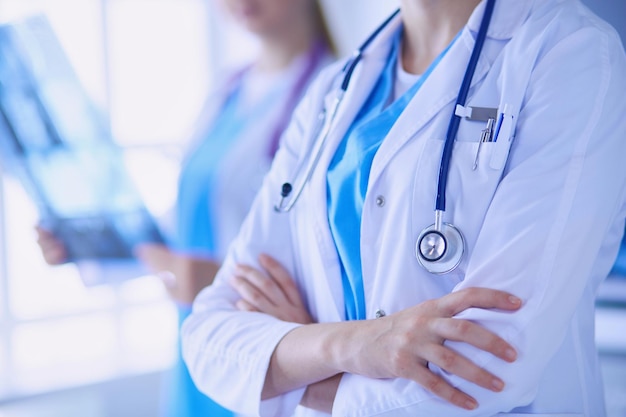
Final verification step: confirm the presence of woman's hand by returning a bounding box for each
[336,288,521,410]
[135,244,220,305]
[263,287,521,411]
[35,226,68,265]
[230,253,313,324]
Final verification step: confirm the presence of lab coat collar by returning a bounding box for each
[313,15,401,157]
[468,0,534,40]
[354,13,403,66]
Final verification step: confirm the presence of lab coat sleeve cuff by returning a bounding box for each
[332,374,465,417]
[182,300,307,417]
[242,319,307,417]
[255,323,307,417]
[260,387,306,417]
[332,374,425,417]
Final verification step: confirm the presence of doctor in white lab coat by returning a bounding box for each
[181,0,626,416]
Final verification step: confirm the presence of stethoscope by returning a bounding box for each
[274,0,496,275]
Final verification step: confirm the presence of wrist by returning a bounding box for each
[322,320,372,375]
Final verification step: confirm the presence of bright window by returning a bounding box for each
[107,0,212,146]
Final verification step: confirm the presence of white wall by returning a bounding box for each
[320,0,398,57]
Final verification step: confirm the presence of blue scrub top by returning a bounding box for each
[327,30,458,321]
[176,78,283,254]
[164,79,281,417]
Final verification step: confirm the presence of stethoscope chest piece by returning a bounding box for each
[415,222,465,274]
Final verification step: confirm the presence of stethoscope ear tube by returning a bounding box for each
[341,9,401,91]
[274,92,344,213]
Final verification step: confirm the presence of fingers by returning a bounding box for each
[437,287,522,317]
[424,343,506,394]
[236,299,260,313]
[157,269,176,288]
[35,226,67,265]
[258,254,303,307]
[42,245,68,265]
[408,365,478,410]
[429,288,519,363]
[230,267,282,313]
[381,289,520,409]
[232,260,313,324]
[440,317,517,363]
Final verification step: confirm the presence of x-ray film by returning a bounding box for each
[0,15,164,262]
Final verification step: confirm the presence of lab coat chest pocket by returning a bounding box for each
[412,121,513,268]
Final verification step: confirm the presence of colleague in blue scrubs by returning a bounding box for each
[35,0,335,416]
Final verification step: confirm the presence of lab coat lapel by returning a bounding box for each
[469,0,533,41]
[319,15,402,159]
[306,15,402,320]
[308,13,402,224]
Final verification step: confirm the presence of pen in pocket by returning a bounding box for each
[473,117,495,170]
[493,103,513,142]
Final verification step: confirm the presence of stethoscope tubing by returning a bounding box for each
[417,0,495,274]
[341,9,401,92]
[436,0,496,212]
[274,91,344,212]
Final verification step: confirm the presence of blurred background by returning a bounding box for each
[0,1,624,416]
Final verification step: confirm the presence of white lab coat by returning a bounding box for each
[181,1,626,416]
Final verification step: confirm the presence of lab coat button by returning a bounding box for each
[375,309,386,318]
[375,195,385,207]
